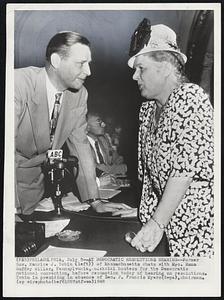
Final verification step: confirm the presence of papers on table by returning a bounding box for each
[35,181,126,213]
[99,179,130,191]
[35,192,90,212]
[36,245,107,257]
[36,219,70,238]
[99,188,121,199]
[35,198,53,212]
[99,183,121,190]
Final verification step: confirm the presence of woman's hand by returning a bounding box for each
[130,218,164,252]
[112,207,137,218]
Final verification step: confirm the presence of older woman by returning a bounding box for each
[113,19,214,257]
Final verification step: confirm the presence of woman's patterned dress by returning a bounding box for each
[138,83,214,257]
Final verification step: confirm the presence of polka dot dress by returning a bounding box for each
[138,83,214,257]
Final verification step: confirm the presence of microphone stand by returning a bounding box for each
[43,156,79,216]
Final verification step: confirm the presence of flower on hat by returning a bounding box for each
[129,18,152,57]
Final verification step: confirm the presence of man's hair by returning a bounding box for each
[86,111,100,121]
[46,31,90,62]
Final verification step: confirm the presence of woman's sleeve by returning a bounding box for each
[169,84,214,181]
[138,103,147,181]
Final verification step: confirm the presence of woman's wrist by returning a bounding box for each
[150,216,167,230]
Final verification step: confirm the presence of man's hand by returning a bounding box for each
[92,201,131,213]
[99,173,117,186]
[112,207,137,218]
[130,219,164,252]
[114,155,124,165]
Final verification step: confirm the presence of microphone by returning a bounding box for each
[41,150,79,215]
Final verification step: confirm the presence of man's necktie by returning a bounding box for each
[95,140,105,164]
[50,92,62,146]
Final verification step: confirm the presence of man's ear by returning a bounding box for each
[50,53,61,69]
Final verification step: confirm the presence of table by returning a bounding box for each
[17,187,170,257]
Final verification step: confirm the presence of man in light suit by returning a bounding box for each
[15,31,126,215]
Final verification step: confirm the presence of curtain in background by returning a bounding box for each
[185,11,214,106]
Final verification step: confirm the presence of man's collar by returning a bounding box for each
[87,133,98,142]
[45,69,63,94]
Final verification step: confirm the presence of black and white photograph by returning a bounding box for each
[3,2,221,297]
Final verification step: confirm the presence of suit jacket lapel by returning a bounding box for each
[28,68,51,153]
[28,71,84,152]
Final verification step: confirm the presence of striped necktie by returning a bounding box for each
[95,140,105,164]
[50,92,62,146]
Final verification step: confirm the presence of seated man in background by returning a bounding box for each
[86,111,127,181]
[104,115,123,154]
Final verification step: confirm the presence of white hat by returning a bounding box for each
[128,23,187,68]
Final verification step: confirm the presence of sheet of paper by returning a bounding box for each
[36,245,107,257]
[99,189,121,199]
[36,219,70,238]
[35,197,55,212]
[62,193,90,211]
[100,180,130,190]
[99,183,121,190]
[35,192,90,212]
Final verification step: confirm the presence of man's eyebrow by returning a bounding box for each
[75,59,92,63]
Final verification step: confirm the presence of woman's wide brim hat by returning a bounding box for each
[128,18,187,68]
